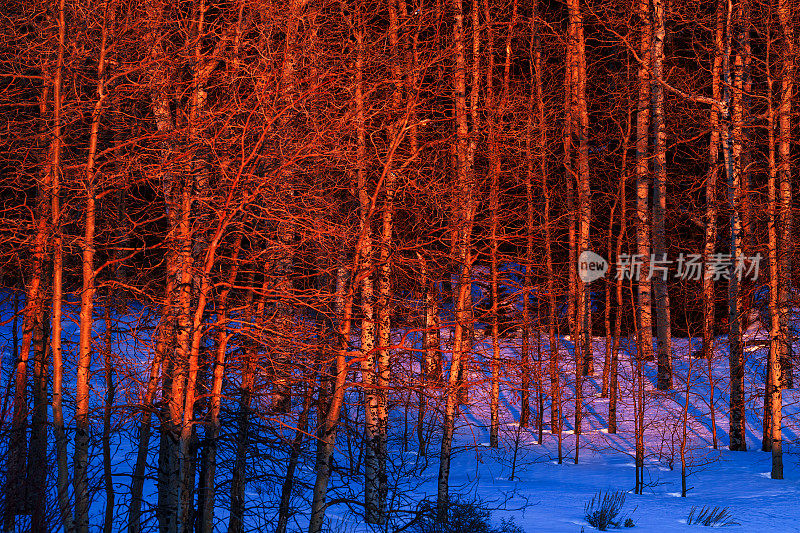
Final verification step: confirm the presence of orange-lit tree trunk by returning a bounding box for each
[533,6,559,454]
[146,2,182,529]
[566,0,589,463]
[308,261,353,533]
[28,195,51,529]
[74,5,111,524]
[195,8,245,531]
[703,0,723,451]
[651,0,672,390]
[227,278,262,533]
[416,252,435,454]
[777,0,794,389]
[721,0,746,452]
[50,1,71,525]
[575,0,591,382]
[308,178,389,533]
[635,0,654,365]
[485,0,502,444]
[766,33,784,478]
[350,13,381,524]
[609,93,632,434]
[196,234,243,533]
[437,0,477,515]
[2,14,60,533]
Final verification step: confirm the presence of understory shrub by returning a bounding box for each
[686,506,740,527]
[583,490,634,530]
[407,497,524,533]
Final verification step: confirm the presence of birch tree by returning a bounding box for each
[766,23,784,478]
[777,0,794,389]
[722,0,746,452]
[635,0,654,365]
[651,0,672,390]
[702,0,724,452]
[437,0,478,515]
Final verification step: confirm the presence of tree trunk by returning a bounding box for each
[497,0,518,432]
[351,16,381,525]
[308,243,358,533]
[425,261,441,385]
[485,0,501,445]
[416,254,432,455]
[766,20,784,479]
[604,200,616,399]
[534,1,559,442]
[276,383,313,533]
[272,0,303,415]
[437,0,476,514]
[609,100,631,435]
[75,129,97,533]
[147,3,181,530]
[437,251,474,519]
[103,305,116,533]
[181,193,231,533]
[50,27,72,523]
[3,10,61,529]
[563,0,576,425]
[651,0,672,390]
[721,0,746,451]
[680,358,692,496]
[227,279,263,533]
[6,238,41,529]
[158,179,192,533]
[74,10,110,526]
[778,0,794,389]
[196,235,243,533]
[27,296,49,531]
[574,0,591,380]
[566,0,589,462]
[226,357,254,533]
[632,281,646,493]
[703,0,724,452]
[375,165,394,522]
[635,0,654,364]
[376,3,404,506]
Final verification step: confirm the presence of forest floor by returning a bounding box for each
[320,321,800,533]
[6,300,799,532]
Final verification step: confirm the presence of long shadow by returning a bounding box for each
[474,330,798,459]
[554,335,615,434]
[655,339,732,446]
[619,336,732,447]
[668,385,731,448]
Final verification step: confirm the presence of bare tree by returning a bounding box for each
[635,0,654,366]
[651,0,672,390]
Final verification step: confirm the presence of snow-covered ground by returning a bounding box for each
[315,321,800,533]
[2,295,798,532]
[436,340,800,532]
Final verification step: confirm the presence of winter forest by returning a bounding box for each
[2,0,800,530]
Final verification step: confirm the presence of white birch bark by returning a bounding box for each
[651,0,672,390]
